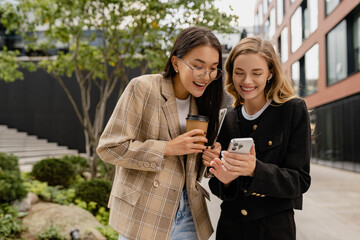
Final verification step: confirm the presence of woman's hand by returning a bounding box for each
[222,145,257,177]
[202,142,221,167]
[164,129,208,156]
[209,145,256,185]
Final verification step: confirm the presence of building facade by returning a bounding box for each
[254,0,360,172]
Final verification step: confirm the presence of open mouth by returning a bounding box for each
[241,86,256,91]
[194,81,206,87]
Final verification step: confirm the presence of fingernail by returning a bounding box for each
[222,165,227,171]
[211,145,215,149]
[221,151,224,157]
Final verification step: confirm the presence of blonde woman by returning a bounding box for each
[203,36,311,240]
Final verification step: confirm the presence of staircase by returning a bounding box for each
[0,125,79,172]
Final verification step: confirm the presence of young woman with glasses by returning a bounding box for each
[97,26,224,240]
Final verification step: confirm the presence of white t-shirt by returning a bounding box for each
[176,95,191,134]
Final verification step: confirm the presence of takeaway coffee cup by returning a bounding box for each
[186,114,209,145]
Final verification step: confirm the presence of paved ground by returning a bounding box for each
[200,163,360,240]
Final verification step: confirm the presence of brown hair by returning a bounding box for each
[224,36,295,107]
[163,26,224,144]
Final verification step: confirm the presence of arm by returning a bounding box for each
[245,99,311,199]
[96,77,166,172]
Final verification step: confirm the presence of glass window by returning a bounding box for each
[264,19,270,39]
[291,7,302,53]
[354,13,360,71]
[255,12,259,35]
[305,44,319,95]
[269,8,276,40]
[308,0,318,36]
[277,0,284,26]
[281,27,288,62]
[292,61,300,96]
[263,0,268,15]
[259,4,263,25]
[327,20,347,85]
[325,0,341,16]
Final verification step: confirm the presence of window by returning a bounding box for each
[325,0,341,16]
[255,11,260,35]
[291,1,318,53]
[263,0,268,15]
[277,0,284,26]
[326,6,360,85]
[307,0,318,37]
[291,44,319,97]
[281,27,288,62]
[292,61,300,96]
[305,44,319,95]
[269,8,276,40]
[327,20,347,85]
[353,11,360,72]
[291,7,302,53]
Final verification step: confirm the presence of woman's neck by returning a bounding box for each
[243,98,267,115]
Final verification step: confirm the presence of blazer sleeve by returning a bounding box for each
[96,76,166,172]
[245,98,311,199]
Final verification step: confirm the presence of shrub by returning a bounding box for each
[0,204,24,239]
[36,225,66,240]
[61,155,89,176]
[31,158,75,187]
[75,179,111,211]
[0,152,20,172]
[0,170,28,204]
[0,153,27,204]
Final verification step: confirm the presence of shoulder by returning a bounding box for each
[285,97,306,107]
[125,74,164,96]
[129,74,164,88]
[275,97,308,113]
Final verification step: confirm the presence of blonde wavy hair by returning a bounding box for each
[225,36,295,107]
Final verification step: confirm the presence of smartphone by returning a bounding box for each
[228,138,254,154]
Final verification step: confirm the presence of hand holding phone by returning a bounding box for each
[227,138,254,154]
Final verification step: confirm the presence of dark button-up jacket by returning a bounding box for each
[209,98,311,221]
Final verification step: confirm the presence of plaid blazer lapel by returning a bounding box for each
[161,77,181,141]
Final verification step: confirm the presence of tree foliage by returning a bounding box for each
[0,0,238,178]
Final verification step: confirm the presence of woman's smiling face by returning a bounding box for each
[232,53,271,105]
[172,45,219,99]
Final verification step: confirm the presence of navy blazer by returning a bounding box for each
[209,98,311,221]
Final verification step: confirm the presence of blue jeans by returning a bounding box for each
[118,189,197,240]
[170,189,198,240]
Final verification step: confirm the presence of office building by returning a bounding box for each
[254,0,360,172]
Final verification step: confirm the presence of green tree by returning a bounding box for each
[0,0,238,179]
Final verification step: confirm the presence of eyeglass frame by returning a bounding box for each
[177,57,223,81]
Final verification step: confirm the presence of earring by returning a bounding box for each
[175,69,178,73]
[267,74,272,81]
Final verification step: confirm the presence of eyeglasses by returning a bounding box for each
[178,58,223,81]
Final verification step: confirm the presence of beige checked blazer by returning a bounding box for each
[96,74,213,240]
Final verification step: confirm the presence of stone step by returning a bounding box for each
[14,149,78,158]
[18,154,79,165]
[19,164,33,172]
[0,145,68,153]
[0,124,80,172]
[0,138,49,144]
[0,142,58,147]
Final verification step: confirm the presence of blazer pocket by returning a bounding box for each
[257,133,283,152]
[112,184,141,206]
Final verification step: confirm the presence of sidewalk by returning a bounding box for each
[201,163,360,240]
